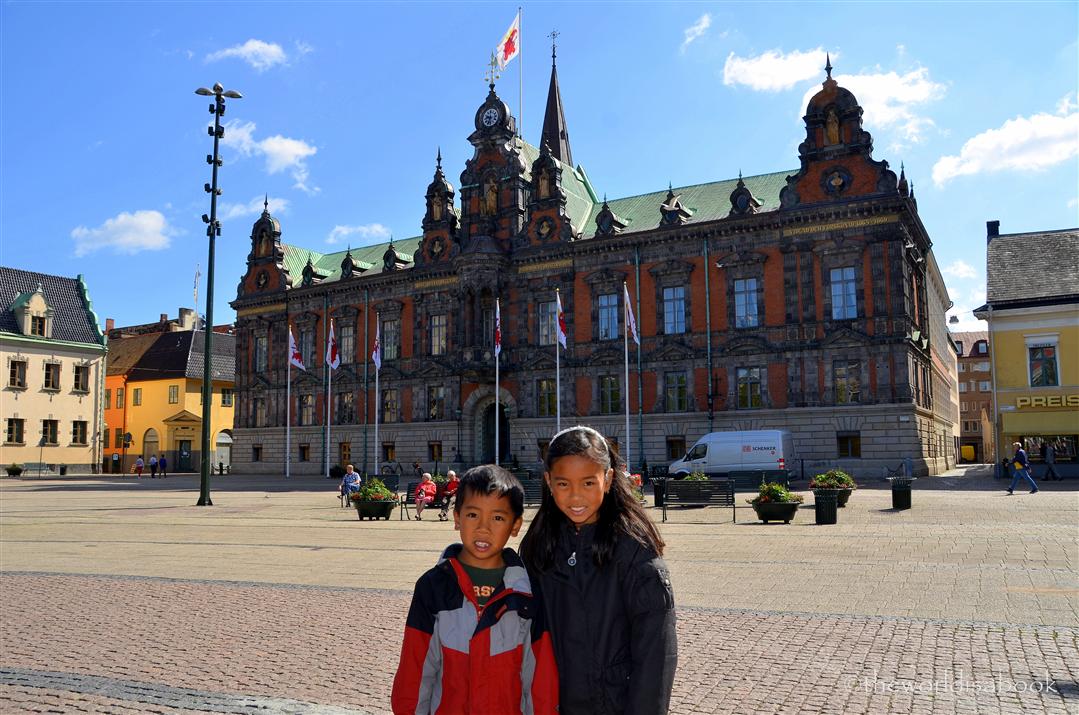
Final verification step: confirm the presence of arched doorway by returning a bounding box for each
[481,403,510,464]
[142,428,160,462]
[215,431,233,471]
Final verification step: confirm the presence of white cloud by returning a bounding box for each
[206,39,287,72]
[71,210,174,257]
[1068,197,1078,209]
[218,195,290,221]
[942,260,978,280]
[327,224,391,245]
[681,14,711,52]
[932,99,1079,186]
[222,119,320,194]
[947,286,988,332]
[723,47,830,91]
[799,67,945,147]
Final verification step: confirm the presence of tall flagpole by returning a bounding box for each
[373,315,381,477]
[555,292,561,434]
[325,318,333,478]
[624,282,631,469]
[518,6,523,139]
[286,330,291,480]
[494,298,501,465]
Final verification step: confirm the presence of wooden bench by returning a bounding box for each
[726,470,790,490]
[662,479,735,523]
[522,480,545,507]
[399,480,420,520]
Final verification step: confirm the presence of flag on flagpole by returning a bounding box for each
[556,291,567,349]
[371,321,382,370]
[624,282,639,346]
[193,264,200,303]
[288,327,306,370]
[326,320,340,370]
[494,299,502,355]
[496,11,521,70]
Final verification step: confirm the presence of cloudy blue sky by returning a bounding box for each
[1,1,1076,331]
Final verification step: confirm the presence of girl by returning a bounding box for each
[520,426,676,715]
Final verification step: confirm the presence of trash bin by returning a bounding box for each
[59,465,67,476]
[888,477,913,510]
[813,489,838,525]
[652,478,666,509]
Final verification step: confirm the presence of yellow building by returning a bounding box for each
[975,222,1079,477]
[1,269,107,473]
[104,330,235,473]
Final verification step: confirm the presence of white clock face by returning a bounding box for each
[482,107,500,127]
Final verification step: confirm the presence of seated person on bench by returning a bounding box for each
[414,472,437,520]
[437,470,459,522]
[339,465,362,499]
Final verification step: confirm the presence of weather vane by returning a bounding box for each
[548,29,559,60]
[484,52,501,87]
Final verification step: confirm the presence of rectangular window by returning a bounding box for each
[482,308,495,348]
[834,360,861,404]
[975,361,991,372]
[116,387,124,408]
[382,389,399,423]
[133,388,142,406]
[299,444,311,462]
[6,418,24,444]
[105,388,111,406]
[168,384,179,404]
[537,379,557,417]
[114,427,123,449]
[598,293,619,340]
[252,445,263,462]
[43,363,61,390]
[979,381,991,392]
[663,286,686,334]
[960,401,968,411]
[102,429,110,449]
[666,436,686,461]
[30,316,46,336]
[299,328,315,368]
[383,319,400,361]
[299,395,315,426]
[958,382,968,393]
[734,278,759,328]
[8,360,26,388]
[736,367,763,409]
[958,363,967,373]
[538,301,557,346]
[254,397,267,427]
[336,391,355,424]
[427,386,445,420]
[255,336,268,373]
[599,375,620,414]
[955,341,964,356]
[430,314,447,356]
[71,421,87,445]
[41,419,58,445]
[73,365,90,392]
[339,325,355,365]
[1029,346,1059,387]
[382,442,396,463]
[830,266,858,320]
[428,441,443,463]
[837,431,861,458]
[221,388,234,407]
[665,372,688,412]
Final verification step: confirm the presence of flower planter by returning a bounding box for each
[354,500,396,520]
[752,501,800,524]
[836,488,852,508]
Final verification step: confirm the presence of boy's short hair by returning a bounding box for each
[454,464,524,518]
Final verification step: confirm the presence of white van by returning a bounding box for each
[668,430,794,478]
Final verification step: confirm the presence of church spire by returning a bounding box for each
[540,30,573,167]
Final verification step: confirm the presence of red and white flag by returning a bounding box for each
[371,321,382,371]
[496,11,520,70]
[326,320,340,370]
[556,291,567,349]
[624,283,639,346]
[494,299,502,356]
[288,327,306,370]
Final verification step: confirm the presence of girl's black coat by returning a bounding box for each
[530,522,677,715]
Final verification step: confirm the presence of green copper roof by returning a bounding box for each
[514,139,598,236]
[282,236,423,282]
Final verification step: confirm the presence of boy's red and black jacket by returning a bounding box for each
[391,545,558,715]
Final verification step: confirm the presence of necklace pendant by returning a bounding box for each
[568,551,577,566]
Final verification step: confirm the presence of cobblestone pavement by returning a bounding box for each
[1,470,1077,713]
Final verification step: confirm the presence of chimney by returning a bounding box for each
[178,308,195,329]
[105,318,115,332]
[160,313,168,323]
[986,220,1000,243]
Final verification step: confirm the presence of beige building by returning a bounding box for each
[951,330,995,462]
[1,268,107,473]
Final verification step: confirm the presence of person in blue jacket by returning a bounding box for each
[1007,442,1039,495]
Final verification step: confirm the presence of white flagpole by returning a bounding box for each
[373,316,380,477]
[518,6,523,139]
[555,289,561,433]
[624,284,631,470]
[325,319,333,478]
[286,335,291,480]
[494,298,500,465]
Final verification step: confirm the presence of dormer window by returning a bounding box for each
[30,316,46,336]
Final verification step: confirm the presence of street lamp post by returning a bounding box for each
[194,82,242,506]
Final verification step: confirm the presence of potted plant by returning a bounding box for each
[810,469,857,507]
[350,478,398,520]
[629,473,645,504]
[685,470,708,482]
[747,481,803,524]
[6,463,23,477]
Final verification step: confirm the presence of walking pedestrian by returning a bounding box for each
[158,455,167,478]
[1043,443,1061,481]
[149,455,158,478]
[1007,442,1038,494]
[134,456,144,479]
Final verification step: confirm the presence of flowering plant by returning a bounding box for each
[809,469,857,490]
[746,481,804,506]
[685,470,708,482]
[628,473,644,502]
[351,478,396,502]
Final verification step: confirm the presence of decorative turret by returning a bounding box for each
[237,194,291,296]
[898,163,910,198]
[728,172,761,216]
[594,195,627,237]
[660,183,693,226]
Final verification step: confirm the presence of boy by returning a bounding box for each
[391,465,558,714]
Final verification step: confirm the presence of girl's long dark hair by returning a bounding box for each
[520,426,665,572]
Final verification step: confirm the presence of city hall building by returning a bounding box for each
[230,58,957,478]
